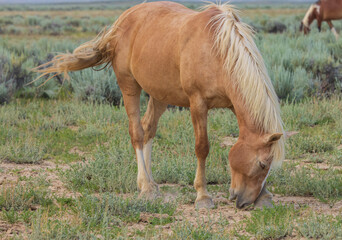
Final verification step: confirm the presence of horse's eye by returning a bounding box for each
[259,161,266,169]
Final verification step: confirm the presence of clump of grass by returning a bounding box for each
[1,208,19,224]
[297,212,342,239]
[328,151,342,166]
[244,204,298,239]
[77,193,176,227]
[30,209,102,240]
[29,193,173,239]
[149,216,174,226]
[0,136,47,164]
[268,165,342,203]
[282,97,341,130]
[62,144,136,193]
[169,221,229,240]
[0,183,52,211]
[287,134,335,158]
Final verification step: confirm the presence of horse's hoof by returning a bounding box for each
[195,197,215,209]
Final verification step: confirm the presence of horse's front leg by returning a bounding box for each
[190,95,214,209]
[317,19,322,32]
[327,20,339,39]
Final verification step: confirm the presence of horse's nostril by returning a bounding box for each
[236,198,252,209]
[237,202,249,209]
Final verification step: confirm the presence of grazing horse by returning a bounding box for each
[300,0,342,39]
[35,2,285,209]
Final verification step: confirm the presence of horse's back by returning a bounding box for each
[320,0,342,19]
[112,2,229,107]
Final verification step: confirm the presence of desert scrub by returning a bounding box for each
[0,183,52,211]
[0,136,47,164]
[281,96,341,130]
[30,209,103,240]
[243,204,298,239]
[286,133,335,158]
[169,221,229,240]
[268,164,342,202]
[62,142,136,193]
[297,212,342,239]
[70,68,122,105]
[29,193,176,239]
[77,194,176,226]
[0,37,123,105]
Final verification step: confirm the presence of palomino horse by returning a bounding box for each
[300,0,342,39]
[35,1,285,209]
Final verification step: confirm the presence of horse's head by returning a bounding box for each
[228,133,282,209]
[300,3,320,35]
[300,21,310,34]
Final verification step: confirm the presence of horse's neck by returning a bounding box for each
[303,5,318,27]
[232,99,263,140]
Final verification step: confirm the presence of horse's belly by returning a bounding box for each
[132,67,190,107]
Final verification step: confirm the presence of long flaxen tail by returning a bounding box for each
[33,24,119,83]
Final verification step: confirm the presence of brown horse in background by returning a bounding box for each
[300,0,342,39]
[34,1,285,209]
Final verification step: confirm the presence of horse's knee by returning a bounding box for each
[141,120,155,141]
[129,121,144,149]
[195,140,209,160]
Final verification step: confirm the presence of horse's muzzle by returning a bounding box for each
[229,188,237,201]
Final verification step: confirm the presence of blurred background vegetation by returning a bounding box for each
[0,2,341,105]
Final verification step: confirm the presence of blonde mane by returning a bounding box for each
[205,3,285,166]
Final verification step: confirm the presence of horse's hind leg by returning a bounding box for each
[190,95,214,209]
[119,79,157,198]
[141,98,167,186]
[327,20,339,39]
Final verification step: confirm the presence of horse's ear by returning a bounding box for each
[264,133,282,144]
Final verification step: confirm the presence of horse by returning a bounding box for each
[300,0,342,39]
[34,1,285,209]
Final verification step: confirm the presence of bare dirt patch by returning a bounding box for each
[274,195,342,217]
[0,220,28,240]
[0,161,79,198]
[68,147,87,157]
